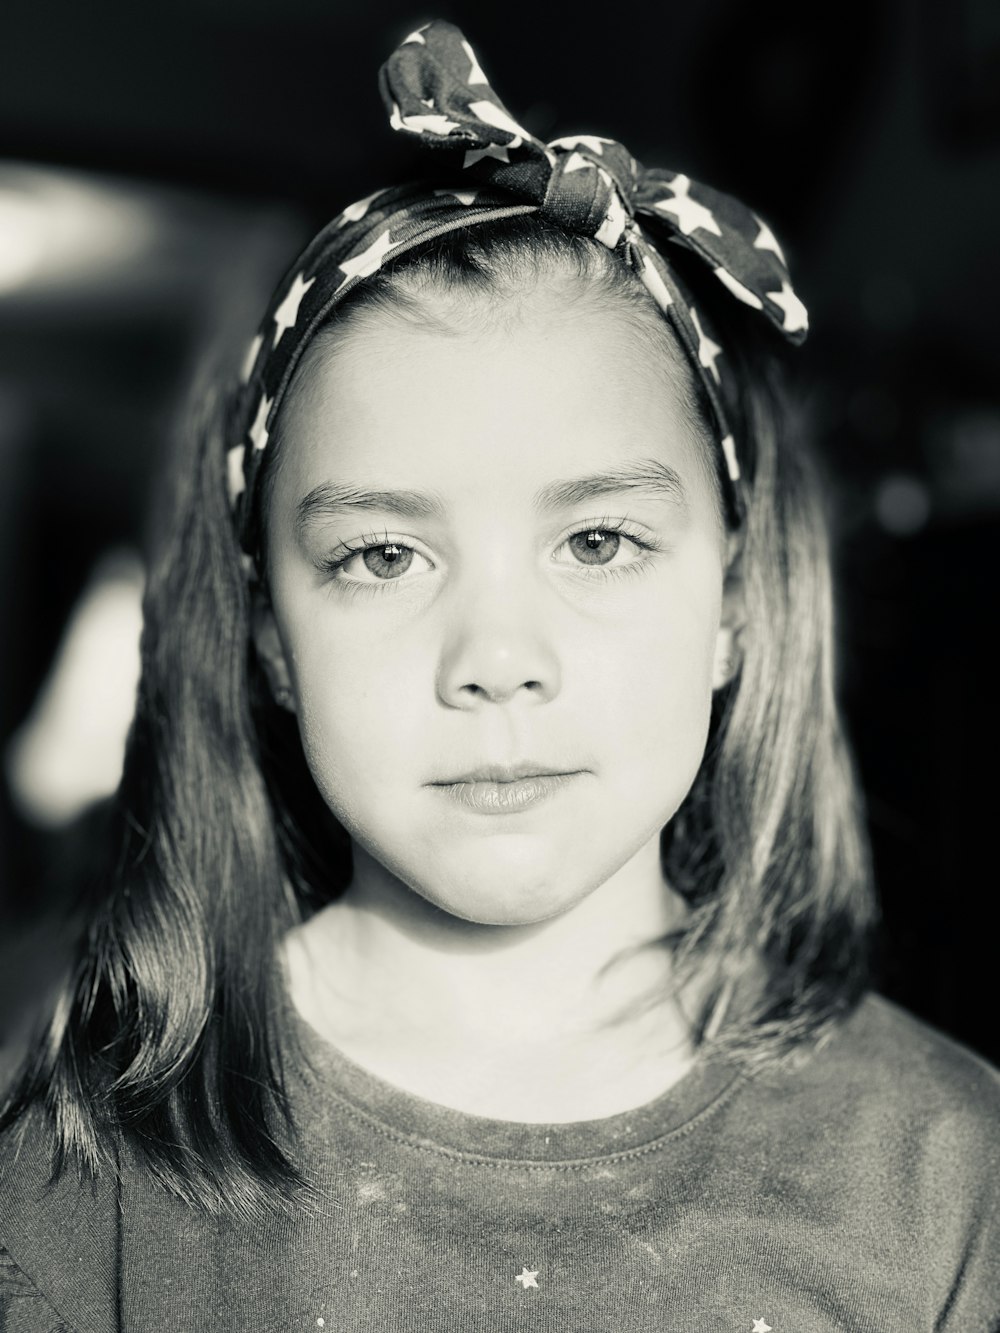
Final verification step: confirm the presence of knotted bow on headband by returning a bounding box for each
[229,20,808,550]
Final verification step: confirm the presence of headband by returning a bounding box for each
[228,19,808,551]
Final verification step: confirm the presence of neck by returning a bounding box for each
[282,835,701,1121]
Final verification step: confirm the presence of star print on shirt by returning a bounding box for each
[271,272,315,349]
[751,1320,773,1332]
[514,1267,539,1289]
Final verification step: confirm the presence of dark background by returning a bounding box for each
[1,0,998,1067]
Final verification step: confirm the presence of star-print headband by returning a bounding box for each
[228,19,809,552]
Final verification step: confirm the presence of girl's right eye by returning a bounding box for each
[323,538,433,586]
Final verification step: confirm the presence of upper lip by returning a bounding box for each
[434,762,574,784]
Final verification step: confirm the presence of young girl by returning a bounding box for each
[2,20,997,1332]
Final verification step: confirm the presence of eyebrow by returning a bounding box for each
[295,458,688,533]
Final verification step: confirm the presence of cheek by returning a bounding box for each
[289,617,432,826]
[595,585,718,768]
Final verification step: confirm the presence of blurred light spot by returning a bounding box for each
[0,192,48,292]
[875,473,931,535]
[4,549,144,828]
[0,164,157,297]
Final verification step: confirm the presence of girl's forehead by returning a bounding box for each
[275,292,714,508]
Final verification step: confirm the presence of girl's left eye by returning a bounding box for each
[553,521,656,572]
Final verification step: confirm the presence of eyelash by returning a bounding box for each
[319,517,662,600]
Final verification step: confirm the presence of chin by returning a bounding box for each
[417,863,597,928]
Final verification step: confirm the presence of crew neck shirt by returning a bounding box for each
[2,989,998,1331]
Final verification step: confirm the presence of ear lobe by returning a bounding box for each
[251,591,296,711]
[712,625,742,690]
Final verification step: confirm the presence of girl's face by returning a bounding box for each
[261,287,736,926]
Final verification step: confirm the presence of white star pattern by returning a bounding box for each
[271,272,315,348]
[336,230,397,287]
[562,150,593,174]
[653,175,722,237]
[689,306,723,384]
[639,252,673,313]
[401,27,426,44]
[240,331,263,383]
[336,190,386,228]
[751,1321,773,1332]
[468,100,528,146]
[461,37,488,84]
[714,266,763,309]
[514,1267,539,1289]
[463,143,510,168]
[549,134,610,156]
[765,279,808,333]
[594,191,628,249]
[433,189,477,206]
[721,433,741,483]
[226,444,246,504]
[248,394,272,453]
[390,103,462,136]
[753,215,786,267]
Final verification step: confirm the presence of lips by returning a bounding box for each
[433,761,574,784]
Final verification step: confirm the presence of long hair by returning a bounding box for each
[1,215,876,1215]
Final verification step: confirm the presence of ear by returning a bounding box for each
[251,586,296,712]
[712,528,746,691]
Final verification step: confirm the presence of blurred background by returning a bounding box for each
[1,0,998,1081]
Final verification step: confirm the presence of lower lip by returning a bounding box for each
[433,773,579,815]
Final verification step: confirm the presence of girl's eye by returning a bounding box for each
[555,521,657,573]
[322,519,658,593]
[326,539,432,585]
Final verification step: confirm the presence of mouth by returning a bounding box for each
[431,762,577,784]
[430,771,582,815]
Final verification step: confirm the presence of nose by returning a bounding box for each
[435,581,562,709]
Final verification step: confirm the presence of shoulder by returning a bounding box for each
[744,991,1000,1210]
[739,995,1000,1327]
[818,991,1000,1127]
[757,991,1000,1159]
